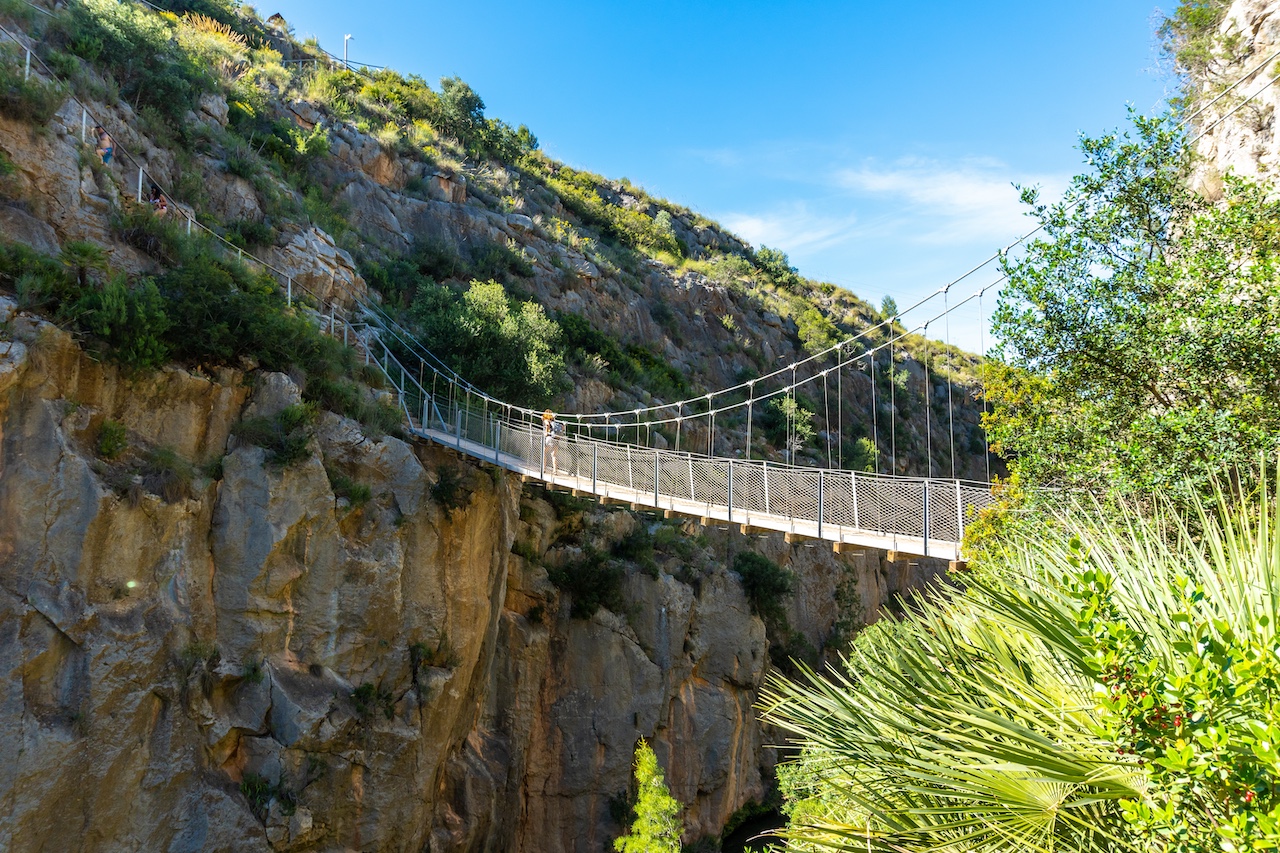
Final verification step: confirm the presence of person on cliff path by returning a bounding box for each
[94,125,113,165]
[542,410,561,474]
[149,184,168,217]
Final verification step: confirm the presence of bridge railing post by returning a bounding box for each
[654,451,660,507]
[955,480,964,544]
[817,471,824,540]
[726,460,733,523]
[455,408,462,451]
[494,419,502,464]
[763,461,770,514]
[592,443,598,495]
[851,471,860,530]
[922,481,930,558]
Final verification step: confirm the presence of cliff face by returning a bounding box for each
[1190,0,1280,194]
[0,301,942,851]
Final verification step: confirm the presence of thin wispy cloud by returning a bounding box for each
[833,158,1066,246]
[709,152,1069,256]
[720,203,858,253]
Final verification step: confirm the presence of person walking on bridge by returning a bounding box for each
[542,410,561,474]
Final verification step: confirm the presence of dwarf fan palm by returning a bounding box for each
[763,474,1280,852]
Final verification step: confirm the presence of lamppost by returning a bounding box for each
[343,34,353,68]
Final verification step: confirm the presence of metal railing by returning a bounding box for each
[356,312,993,559]
[0,9,993,560]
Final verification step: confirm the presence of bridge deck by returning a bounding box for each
[410,421,974,561]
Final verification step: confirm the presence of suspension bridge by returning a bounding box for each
[4,0,1277,562]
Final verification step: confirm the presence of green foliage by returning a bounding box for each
[533,161,684,258]
[140,446,196,502]
[351,681,395,722]
[232,403,316,466]
[846,436,877,473]
[409,633,460,670]
[767,480,1280,852]
[547,547,626,619]
[732,552,793,625]
[755,246,802,291]
[69,275,171,370]
[239,772,272,818]
[615,739,682,853]
[96,420,128,459]
[0,47,66,123]
[556,310,689,399]
[430,465,469,517]
[1159,0,1232,74]
[758,396,816,457]
[879,295,898,320]
[410,279,564,406]
[50,0,213,128]
[325,465,371,509]
[794,305,840,355]
[224,218,273,250]
[991,115,1280,504]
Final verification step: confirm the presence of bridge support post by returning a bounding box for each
[422,396,429,433]
[726,461,733,523]
[922,481,930,558]
[817,472,824,540]
[851,471,859,529]
[763,461,770,513]
[654,451,660,508]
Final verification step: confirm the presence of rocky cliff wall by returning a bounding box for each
[1190,0,1280,194]
[0,299,944,851]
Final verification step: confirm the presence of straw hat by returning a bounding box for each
[542,409,555,421]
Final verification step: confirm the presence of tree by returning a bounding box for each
[410,279,565,407]
[434,76,486,148]
[879,295,898,320]
[988,114,1280,501]
[615,740,682,853]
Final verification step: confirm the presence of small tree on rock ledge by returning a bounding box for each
[615,739,682,853]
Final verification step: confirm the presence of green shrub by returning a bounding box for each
[409,633,459,670]
[732,552,793,624]
[325,465,371,508]
[430,465,468,516]
[239,772,272,818]
[232,403,316,466]
[69,275,171,370]
[224,218,273,249]
[49,0,213,128]
[96,420,128,459]
[0,49,66,123]
[138,446,196,502]
[410,279,564,407]
[547,547,626,619]
[351,682,394,721]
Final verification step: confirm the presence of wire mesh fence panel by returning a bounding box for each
[596,443,633,493]
[733,462,768,516]
[658,454,694,503]
[632,448,658,498]
[691,458,729,507]
[821,471,858,529]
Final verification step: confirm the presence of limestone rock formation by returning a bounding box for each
[0,306,942,851]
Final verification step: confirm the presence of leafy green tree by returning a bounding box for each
[615,740,682,853]
[755,245,802,291]
[989,114,1280,501]
[411,280,565,406]
[434,76,486,149]
[879,295,898,320]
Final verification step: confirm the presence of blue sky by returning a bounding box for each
[261,0,1177,353]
